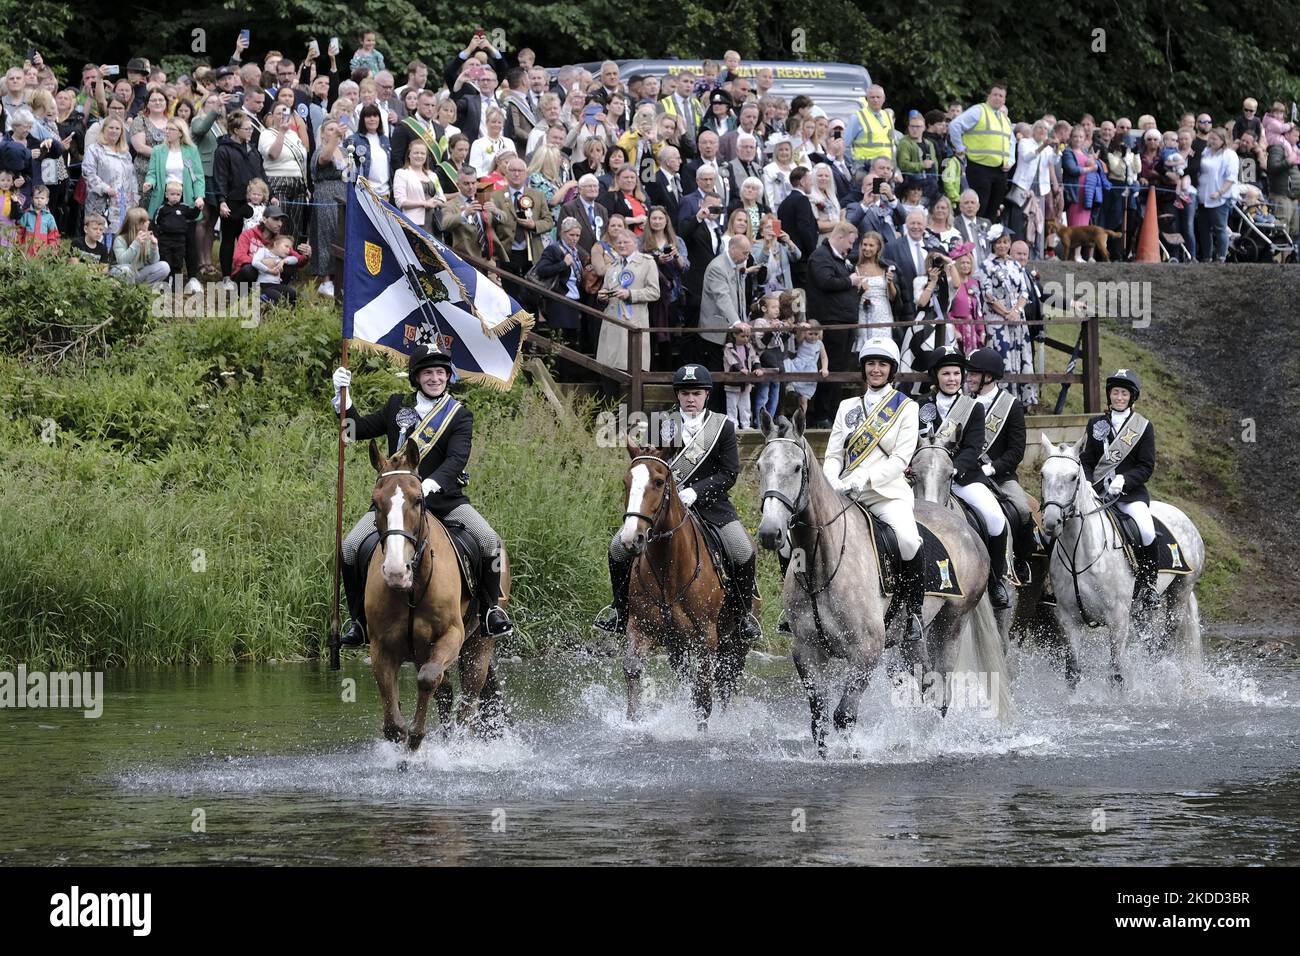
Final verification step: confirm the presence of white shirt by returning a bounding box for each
[909,236,926,274]
[165,147,184,183]
[974,386,999,408]
[681,408,706,441]
[935,389,960,418]
[365,132,390,185]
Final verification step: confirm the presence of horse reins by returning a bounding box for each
[1040,453,1123,629]
[377,468,434,659]
[625,455,708,632]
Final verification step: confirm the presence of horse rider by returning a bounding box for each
[823,338,927,643]
[594,363,762,645]
[915,343,1011,609]
[331,345,514,646]
[966,345,1036,583]
[1081,367,1159,623]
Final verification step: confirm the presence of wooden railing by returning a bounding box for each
[331,202,1100,414]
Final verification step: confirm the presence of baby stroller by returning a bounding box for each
[1157,208,1193,262]
[1228,197,1294,263]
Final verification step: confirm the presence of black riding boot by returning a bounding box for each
[1132,540,1160,627]
[479,553,513,637]
[987,528,1011,610]
[731,553,763,644]
[339,558,368,646]
[593,550,633,635]
[901,552,926,643]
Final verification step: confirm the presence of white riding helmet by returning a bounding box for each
[858,338,900,375]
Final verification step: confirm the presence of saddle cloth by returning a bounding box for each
[1107,511,1194,576]
[851,501,964,601]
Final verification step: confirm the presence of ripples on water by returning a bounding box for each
[2,639,1297,864]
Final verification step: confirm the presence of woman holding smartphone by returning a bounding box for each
[638,205,689,368]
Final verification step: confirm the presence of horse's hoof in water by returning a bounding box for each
[407,733,425,752]
[1109,672,1124,690]
[396,760,410,773]
[383,723,407,744]
[832,710,855,733]
[696,720,708,733]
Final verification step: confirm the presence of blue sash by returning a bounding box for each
[843,389,908,474]
[398,395,461,465]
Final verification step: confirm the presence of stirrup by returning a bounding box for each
[484,605,513,637]
[592,604,624,634]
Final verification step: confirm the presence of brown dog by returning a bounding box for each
[1046,221,1123,262]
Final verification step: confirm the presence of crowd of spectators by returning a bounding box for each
[2,32,1294,422]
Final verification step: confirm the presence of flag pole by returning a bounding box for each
[328,337,349,671]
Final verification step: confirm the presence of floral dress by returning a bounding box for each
[977,254,1038,405]
[128,113,168,192]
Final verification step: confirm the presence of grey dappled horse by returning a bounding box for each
[1038,435,1205,687]
[756,410,1008,755]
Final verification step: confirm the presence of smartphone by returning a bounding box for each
[708,204,724,214]
[308,39,320,58]
[832,129,843,140]
[104,65,120,76]
[474,27,486,38]
[328,37,340,56]
[239,29,250,45]
[27,47,37,63]
[871,179,883,194]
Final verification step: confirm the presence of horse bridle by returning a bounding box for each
[625,455,691,544]
[1040,454,1117,523]
[759,437,809,527]
[376,468,431,605]
[1039,452,1123,628]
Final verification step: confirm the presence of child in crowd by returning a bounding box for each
[783,319,829,416]
[70,213,113,268]
[152,178,201,291]
[110,206,171,285]
[0,169,24,248]
[18,184,59,256]
[231,178,270,235]
[899,182,928,220]
[750,293,787,423]
[723,322,764,429]
[253,232,302,306]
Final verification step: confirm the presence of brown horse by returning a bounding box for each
[619,439,752,731]
[365,439,509,750]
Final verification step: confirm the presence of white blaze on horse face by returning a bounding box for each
[620,463,651,548]
[382,485,411,584]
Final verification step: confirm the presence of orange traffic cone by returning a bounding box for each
[1135,186,1161,262]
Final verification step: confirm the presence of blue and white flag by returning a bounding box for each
[342,178,533,390]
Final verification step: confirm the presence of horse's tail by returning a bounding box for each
[956,594,1017,723]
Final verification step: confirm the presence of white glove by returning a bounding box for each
[982,463,996,477]
[829,475,848,494]
[331,367,351,393]
[421,478,441,496]
[1107,474,1124,495]
[679,487,697,508]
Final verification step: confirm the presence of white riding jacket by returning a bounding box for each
[823,386,919,503]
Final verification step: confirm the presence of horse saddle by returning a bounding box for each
[693,515,734,587]
[356,519,482,597]
[952,495,1029,586]
[441,520,482,594]
[1107,511,1194,576]
[851,502,964,603]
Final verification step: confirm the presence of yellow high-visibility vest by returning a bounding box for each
[851,105,895,162]
[964,104,1012,168]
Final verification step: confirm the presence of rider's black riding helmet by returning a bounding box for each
[1105,367,1142,404]
[408,345,456,390]
[966,347,1003,380]
[672,364,714,391]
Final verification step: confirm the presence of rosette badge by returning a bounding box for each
[519,194,533,218]
[617,268,634,319]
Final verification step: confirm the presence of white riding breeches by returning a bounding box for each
[1117,500,1155,545]
[868,498,923,561]
[953,481,1006,536]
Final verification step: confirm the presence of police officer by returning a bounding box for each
[331,345,513,645]
[916,344,1011,608]
[966,346,1035,583]
[594,364,761,643]
[1081,368,1159,623]
[823,339,926,643]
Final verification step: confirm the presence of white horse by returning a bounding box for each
[1038,434,1205,687]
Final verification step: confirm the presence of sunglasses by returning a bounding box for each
[1197,119,1212,124]
[1244,108,1256,113]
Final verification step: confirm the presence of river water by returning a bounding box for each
[2,641,1297,865]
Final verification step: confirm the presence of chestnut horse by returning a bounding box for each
[619,439,752,730]
[366,440,509,750]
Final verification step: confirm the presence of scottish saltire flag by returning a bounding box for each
[342,178,533,390]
